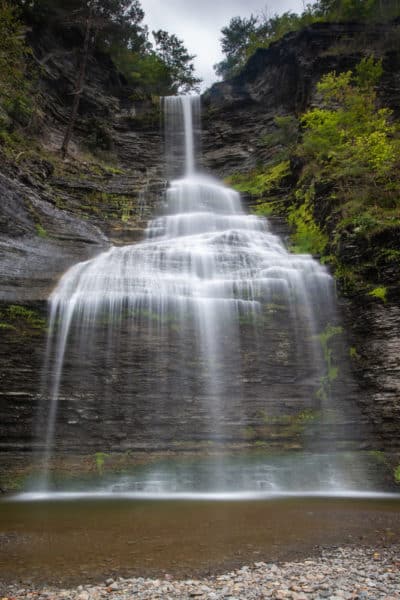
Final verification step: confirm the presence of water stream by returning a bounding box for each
[33,96,376,496]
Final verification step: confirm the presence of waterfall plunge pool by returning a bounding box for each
[1,495,400,587]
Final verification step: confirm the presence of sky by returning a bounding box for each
[142,0,305,90]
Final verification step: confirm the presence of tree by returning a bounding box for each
[61,0,94,159]
[214,15,258,79]
[152,29,201,93]
[58,0,148,158]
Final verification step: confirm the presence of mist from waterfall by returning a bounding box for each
[35,95,374,496]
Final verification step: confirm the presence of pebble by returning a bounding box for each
[1,545,399,600]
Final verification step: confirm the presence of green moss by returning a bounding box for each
[288,202,328,255]
[254,440,268,447]
[256,409,320,438]
[349,346,360,360]
[394,465,400,484]
[368,286,387,303]
[316,324,343,401]
[103,165,125,176]
[35,223,48,238]
[368,450,387,464]
[0,304,46,335]
[243,426,256,440]
[81,191,135,222]
[0,322,16,330]
[227,160,290,197]
[94,452,109,476]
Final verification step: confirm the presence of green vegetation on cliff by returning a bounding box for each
[228,56,400,300]
[0,304,46,336]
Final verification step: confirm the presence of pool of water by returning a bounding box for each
[1,495,400,587]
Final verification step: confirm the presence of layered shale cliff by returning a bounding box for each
[0,18,400,488]
[0,17,164,467]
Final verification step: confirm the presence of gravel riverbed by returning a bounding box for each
[2,545,399,600]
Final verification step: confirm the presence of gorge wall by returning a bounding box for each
[202,19,400,461]
[0,18,399,487]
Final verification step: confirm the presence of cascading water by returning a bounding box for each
[34,95,375,496]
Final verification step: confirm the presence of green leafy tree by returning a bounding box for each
[152,29,201,93]
[214,15,258,79]
[112,50,170,94]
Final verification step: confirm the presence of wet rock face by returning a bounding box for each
[31,298,364,455]
[344,301,400,451]
[0,173,107,302]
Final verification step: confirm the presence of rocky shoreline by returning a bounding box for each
[3,545,399,600]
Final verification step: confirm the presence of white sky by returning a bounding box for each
[142,0,305,90]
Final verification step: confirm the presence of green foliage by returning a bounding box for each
[214,14,259,79]
[244,10,318,62]
[15,1,200,98]
[114,29,202,95]
[316,324,343,401]
[214,9,320,78]
[368,449,387,464]
[94,451,109,475]
[300,58,398,183]
[0,2,32,127]
[18,0,148,53]
[349,346,360,360]
[228,161,290,196]
[215,1,400,80]
[288,184,328,255]
[35,223,48,238]
[313,0,399,20]
[114,50,168,93]
[368,286,387,302]
[394,464,400,484]
[82,191,134,221]
[0,304,46,335]
[226,57,399,304]
[288,203,328,255]
[152,29,201,94]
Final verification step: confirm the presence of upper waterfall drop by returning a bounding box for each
[164,95,201,178]
[36,95,371,495]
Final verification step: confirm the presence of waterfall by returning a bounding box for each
[36,96,371,496]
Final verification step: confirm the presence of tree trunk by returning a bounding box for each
[61,1,94,159]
